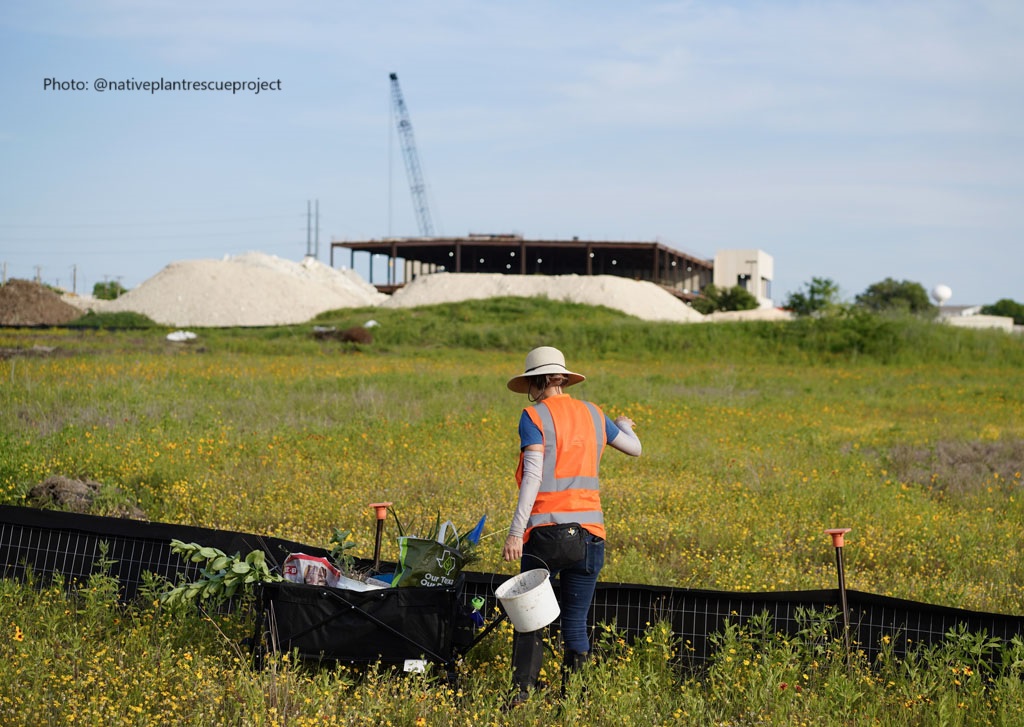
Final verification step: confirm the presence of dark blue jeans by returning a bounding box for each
[521,532,605,653]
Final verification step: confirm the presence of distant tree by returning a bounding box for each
[691,284,759,315]
[981,298,1024,325]
[718,285,760,312]
[784,277,843,317]
[93,281,127,300]
[854,278,935,316]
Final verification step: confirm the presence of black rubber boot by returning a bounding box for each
[561,649,590,697]
[507,629,545,709]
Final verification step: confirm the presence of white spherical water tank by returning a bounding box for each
[931,284,952,305]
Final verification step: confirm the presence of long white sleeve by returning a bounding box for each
[609,418,642,456]
[509,449,544,537]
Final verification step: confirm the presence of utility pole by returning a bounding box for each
[306,200,312,257]
[305,199,321,259]
[71,264,78,294]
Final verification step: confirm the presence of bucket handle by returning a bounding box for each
[521,552,551,571]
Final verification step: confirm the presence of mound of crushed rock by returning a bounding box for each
[383,272,706,323]
[0,279,83,326]
[93,253,388,327]
[52,252,714,327]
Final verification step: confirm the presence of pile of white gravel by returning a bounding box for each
[70,253,710,327]
[383,272,705,323]
[91,253,388,327]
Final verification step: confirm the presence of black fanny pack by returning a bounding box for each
[524,523,588,570]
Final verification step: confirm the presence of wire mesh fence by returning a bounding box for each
[3,505,1022,667]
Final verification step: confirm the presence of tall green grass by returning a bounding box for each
[313,298,1024,366]
[39,296,1024,365]
[1,302,1023,724]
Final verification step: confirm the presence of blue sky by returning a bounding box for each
[1,0,1021,306]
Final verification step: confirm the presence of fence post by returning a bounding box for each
[825,527,852,660]
[369,502,393,572]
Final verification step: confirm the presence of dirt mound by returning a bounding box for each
[28,475,148,520]
[0,279,83,326]
[312,325,373,343]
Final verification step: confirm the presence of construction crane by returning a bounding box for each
[389,72,436,237]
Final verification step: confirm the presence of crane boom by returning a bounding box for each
[389,72,435,237]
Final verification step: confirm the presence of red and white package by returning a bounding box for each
[282,553,342,587]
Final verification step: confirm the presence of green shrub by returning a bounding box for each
[981,298,1024,325]
[92,280,128,300]
[691,284,760,314]
[66,310,158,329]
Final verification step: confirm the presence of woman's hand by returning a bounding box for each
[503,534,523,562]
[614,415,635,429]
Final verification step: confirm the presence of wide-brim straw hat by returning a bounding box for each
[506,346,586,393]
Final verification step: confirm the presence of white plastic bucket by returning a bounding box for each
[495,568,560,632]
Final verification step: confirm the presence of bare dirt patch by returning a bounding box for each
[312,325,373,344]
[888,439,1024,495]
[0,279,82,326]
[28,475,148,520]
[0,345,58,360]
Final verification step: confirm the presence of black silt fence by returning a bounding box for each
[0,505,318,601]
[2,505,1022,666]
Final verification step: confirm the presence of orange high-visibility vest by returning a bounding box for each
[516,394,607,542]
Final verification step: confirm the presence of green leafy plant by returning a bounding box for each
[328,528,357,574]
[161,539,282,607]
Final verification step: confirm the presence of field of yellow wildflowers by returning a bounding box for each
[1,303,1023,724]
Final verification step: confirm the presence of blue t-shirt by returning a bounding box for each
[518,407,621,450]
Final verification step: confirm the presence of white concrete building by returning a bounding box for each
[937,305,1015,332]
[713,249,774,308]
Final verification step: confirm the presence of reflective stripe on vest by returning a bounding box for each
[522,397,606,539]
[533,400,604,493]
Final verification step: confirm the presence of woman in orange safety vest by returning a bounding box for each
[502,346,642,708]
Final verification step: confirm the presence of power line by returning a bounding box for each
[0,213,304,229]
[0,229,305,247]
